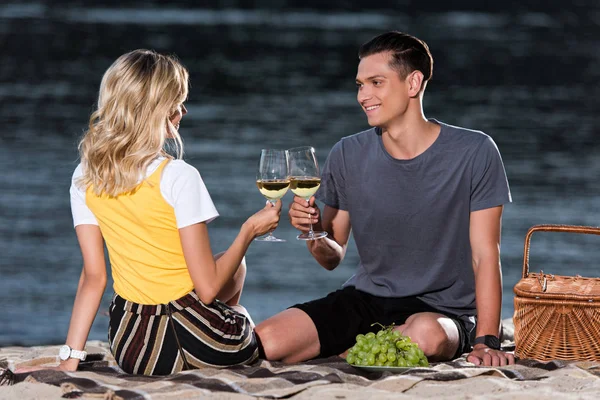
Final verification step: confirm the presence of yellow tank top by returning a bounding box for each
[86,159,194,304]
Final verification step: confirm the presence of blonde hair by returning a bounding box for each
[78,49,189,197]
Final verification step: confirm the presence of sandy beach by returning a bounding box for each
[1,320,600,399]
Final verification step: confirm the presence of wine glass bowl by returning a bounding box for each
[256,180,290,203]
[287,146,328,241]
[255,149,289,242]
[289,177,321,200]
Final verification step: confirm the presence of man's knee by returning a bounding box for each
[401,313,459,358]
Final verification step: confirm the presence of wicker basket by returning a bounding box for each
[513,224,600,361]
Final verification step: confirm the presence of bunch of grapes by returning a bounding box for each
[346,323,429,367]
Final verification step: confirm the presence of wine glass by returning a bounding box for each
[287,146,328,241]
[255,149,289,242]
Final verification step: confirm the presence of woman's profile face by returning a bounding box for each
[168,103,187,137]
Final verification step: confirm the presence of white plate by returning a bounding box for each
[351,365,431,373]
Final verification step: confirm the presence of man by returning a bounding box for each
[255,31,514,367]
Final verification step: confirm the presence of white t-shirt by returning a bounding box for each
[70,157,219,228]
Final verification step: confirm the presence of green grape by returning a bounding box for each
[371,344,381,354]
[367,354,376,365]
[406,346,421,364]
[407,353,419,365]
[347,323,429,368]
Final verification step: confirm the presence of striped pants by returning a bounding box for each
[108,291,258,375]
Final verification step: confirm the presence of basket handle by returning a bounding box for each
[522,224,600,278]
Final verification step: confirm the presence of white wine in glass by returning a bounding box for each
[287,146,328,241]
[255,149,289,242]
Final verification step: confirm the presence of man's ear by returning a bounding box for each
[407,70,424,97]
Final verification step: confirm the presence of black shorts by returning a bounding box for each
[292,286,475,359]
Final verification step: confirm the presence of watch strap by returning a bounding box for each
[473,335,500,350]
[69,348,87,361]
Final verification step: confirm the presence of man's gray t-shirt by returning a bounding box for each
[316,120,511,319]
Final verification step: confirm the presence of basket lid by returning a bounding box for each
[514,273,600,300]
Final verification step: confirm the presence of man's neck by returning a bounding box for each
[380,112,440,160]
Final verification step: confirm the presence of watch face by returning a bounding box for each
[59,345,71,360]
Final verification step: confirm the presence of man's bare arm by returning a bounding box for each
[288,196,351,270]
[467,205,515,366]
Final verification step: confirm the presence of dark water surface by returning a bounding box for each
[1,2,600,346]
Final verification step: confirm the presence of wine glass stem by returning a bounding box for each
[268,199,277,238]
[306,198,314,238]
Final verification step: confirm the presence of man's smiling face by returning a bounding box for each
[356,52,410,128]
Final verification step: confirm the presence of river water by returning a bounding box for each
[1,2,599,345]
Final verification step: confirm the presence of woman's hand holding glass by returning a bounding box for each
[255,149,289,242]
[246,200,282,239]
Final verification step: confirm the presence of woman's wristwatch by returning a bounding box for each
[473,335,500,350]
[59,345,87,361]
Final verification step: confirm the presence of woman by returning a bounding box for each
[24,49,281,375]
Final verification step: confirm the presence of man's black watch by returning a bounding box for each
[473,335,500,350]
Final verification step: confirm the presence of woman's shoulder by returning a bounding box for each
[72,163,83,175]
[163,159,200,178]
[71,163,84,184]
[160,159,208,193]
[70,163,88,195]
[160,159,213,206]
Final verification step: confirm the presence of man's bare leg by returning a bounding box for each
[395,312,461,361]
[255,308,320,363]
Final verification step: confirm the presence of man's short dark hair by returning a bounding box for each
[358,31,433,83]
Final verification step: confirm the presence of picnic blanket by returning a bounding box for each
[2,320,600,399]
